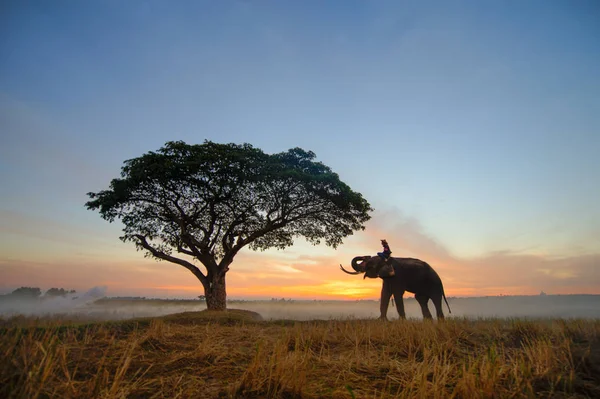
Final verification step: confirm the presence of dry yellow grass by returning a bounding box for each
[1,310,599,398]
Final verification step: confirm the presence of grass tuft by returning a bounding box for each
[1,314,599,398]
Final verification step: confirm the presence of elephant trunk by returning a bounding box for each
[339,256,368,275]
[351,256,367,273]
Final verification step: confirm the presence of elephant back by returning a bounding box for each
[393,257,431,269]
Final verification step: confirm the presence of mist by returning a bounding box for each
[232,295,600,320]
[1,286,599,322]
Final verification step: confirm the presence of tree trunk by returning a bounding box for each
[205,273,227,311]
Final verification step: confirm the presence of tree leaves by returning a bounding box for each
[86,140,373,279]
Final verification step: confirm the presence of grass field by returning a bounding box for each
[2,309,599,398]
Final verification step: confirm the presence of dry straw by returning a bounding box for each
[1,310,599,398]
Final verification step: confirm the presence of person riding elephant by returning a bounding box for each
[377,239,394,277]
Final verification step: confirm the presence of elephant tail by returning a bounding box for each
[443,290,451,314]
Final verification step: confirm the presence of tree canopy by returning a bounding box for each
[86,140,373,309]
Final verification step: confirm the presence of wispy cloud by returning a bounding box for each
[1,201,598,299]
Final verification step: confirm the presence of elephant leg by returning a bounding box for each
[379,280,392,320]
[431,294,445,320]
[392,288,406,319]
[415,294,433,320]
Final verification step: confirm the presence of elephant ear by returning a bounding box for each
[377,261,396,278]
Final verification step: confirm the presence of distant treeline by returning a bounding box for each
[0,287,77,300]
[89,294,599,306]
[94,297,265,304]
[93,297,383,305]
[95,297,202,304]
[4,288,596,304]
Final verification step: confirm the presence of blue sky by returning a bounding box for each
[1,1,599,297]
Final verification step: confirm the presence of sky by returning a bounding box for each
[1,0,599,300]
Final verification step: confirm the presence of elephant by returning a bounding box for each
[340,255,451,320]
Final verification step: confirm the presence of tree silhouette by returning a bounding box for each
[10,287,42,298]
[86,140,372,310]
[45,288,76,297]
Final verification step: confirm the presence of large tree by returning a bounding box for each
[86,140,372,310]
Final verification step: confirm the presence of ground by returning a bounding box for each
[1,309,599,398]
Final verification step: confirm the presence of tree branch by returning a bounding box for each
[135,234,209,288]
[176,243,195,257]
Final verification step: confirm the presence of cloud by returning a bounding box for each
[0,210,115,244]
[1,206,598,299]
[203,207,600,298]
[361,207,600,295]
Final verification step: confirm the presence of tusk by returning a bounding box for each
[340,264,362,275]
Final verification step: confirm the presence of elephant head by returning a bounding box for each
[340,256,394,279]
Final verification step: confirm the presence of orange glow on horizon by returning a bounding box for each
[145,283,600,300]
[230,281,379,299]
[2,209,599,300]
